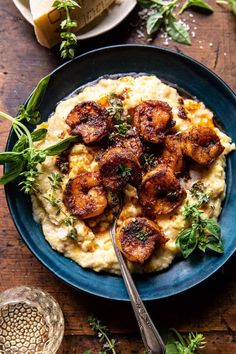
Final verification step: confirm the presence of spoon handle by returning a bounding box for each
[111,225,166,354]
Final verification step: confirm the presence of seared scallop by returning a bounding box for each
[116,217,166,263]
[98,146,142,190]
[181,126,224,165]
[133,100,174,143]
[63,172,107,219]
[160,135,184,174]
[66,101,112,144]
[139,165,186,217]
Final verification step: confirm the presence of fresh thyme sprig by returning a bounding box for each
[87,316,119,354]
[48,172,63,190]
[0,75,79,193]
[53,0,80,59]
[107,93,124,124]
[176,183,223,258]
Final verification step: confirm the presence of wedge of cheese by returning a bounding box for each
[29,0,116,48]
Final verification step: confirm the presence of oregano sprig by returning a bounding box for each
[53,0,80,59]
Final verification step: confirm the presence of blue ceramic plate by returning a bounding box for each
[5,45,236,301]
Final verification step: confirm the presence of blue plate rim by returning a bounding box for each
[4,44,236,301]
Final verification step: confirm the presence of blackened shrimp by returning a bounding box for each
[66,101,112,144]
[116,217,166,264]
[139,165,186,217]
[111,127,143,159]
[98,147,142,190]
[63,172,107,219]
[133,100,175,143]
[181,126,224,165]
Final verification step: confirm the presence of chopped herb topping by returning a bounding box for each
[115,163,132,177]
[136,229,149,241]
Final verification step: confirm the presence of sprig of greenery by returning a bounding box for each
[107,93,124,124]
[138,0,191,44]
[53,0,80,59]
[176,183,223,258]
[0,75,79,193]
[166,328,206,354]
[87,316,119,354]
[115,163,132,177]
[138,0,214,44]
[48,172,63,190]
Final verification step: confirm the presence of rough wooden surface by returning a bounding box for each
[0,1,236,353]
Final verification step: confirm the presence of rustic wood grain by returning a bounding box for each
[0,0,236,353]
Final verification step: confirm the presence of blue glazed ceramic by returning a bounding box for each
[5,45,236,301]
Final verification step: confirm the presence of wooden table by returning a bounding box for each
[0,1,236,353]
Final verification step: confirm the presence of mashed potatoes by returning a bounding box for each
[31,75,235,274]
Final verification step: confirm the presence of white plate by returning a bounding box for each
[12,0,137,40]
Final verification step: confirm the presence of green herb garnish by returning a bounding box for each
[0,75,78,193]
[44,194,62,215]
[48,172,63,191]
[138,0,191,44]
[190,181,210,206]
[87,316,119,354]
[141,153,156,168]
[179,0,213,14]
[136,230,149,241]
[107,93,124,124]
[53,0,80,59]
[166,328,206,354]
[115,163,132,177]
[176,198,223,259]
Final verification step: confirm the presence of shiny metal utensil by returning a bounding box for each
[109,206,166,354]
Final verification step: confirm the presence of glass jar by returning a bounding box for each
[0,286,64,354]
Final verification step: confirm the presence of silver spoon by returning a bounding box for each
[109,200,166,354]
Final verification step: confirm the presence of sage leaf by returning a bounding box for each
[26,75,50,115]
[44,136,78,156]
[147,12,163,34]
[165,15,191,45]
[0,152,23,164]
[0,158,25,184]
[31,128,48,142]
[176,228,198,258]
[179,0,213,14]
[13,135,28,152]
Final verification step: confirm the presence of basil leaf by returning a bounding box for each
[31,128,48,142]
[228,0,236,15]
[0,158,25,185]
[12,135,28,152]
[176,228,198,258]
[179,0,213,14]
[205,218,221,239]
[165,15,191,45]
[206,239,224,253]
[44,136,78,156]
[26,75,50,114]
[147,12,163,34]
[0,152,23,164]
